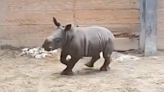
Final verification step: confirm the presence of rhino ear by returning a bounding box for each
[53,17,61,27]
[64,24,72,31]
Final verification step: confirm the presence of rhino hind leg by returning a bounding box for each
[100,56,111,71]
[100,43,113,71]
[85,55,100,67]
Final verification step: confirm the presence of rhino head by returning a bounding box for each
[42,17,72,51]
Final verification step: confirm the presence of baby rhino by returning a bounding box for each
[42,17,115,75]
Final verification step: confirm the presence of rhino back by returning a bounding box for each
[67,26,114,57]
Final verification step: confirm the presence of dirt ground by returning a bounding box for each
[0,49,164,92]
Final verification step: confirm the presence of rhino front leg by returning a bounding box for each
[61,57,80,75]
[85,55,100,67]
[60,52,68,65]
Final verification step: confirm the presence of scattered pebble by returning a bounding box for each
[148,56,159,60]
[112,52,140,62]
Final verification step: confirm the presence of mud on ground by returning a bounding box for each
[0,48,164,92]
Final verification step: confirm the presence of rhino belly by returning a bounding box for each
[84,40,104,57]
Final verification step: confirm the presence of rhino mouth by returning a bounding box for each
[42,46,54,51]
[44,48,52,51]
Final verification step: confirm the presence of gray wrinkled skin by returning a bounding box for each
[42,17,115,75]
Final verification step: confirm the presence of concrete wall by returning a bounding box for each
[158,0,164,50]
[0,0,139,50]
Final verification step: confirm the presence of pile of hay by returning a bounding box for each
[19,47,60,59]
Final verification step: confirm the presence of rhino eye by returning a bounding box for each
[55,38,61,43]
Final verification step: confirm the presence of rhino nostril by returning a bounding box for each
[49,47,53,51]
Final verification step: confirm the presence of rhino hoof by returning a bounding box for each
[85,63,94,67]
[61,70,74,75]
[100,67,110,71]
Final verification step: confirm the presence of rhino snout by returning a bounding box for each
[42,40,53,51]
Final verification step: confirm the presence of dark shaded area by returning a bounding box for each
[114,32,139,39]
[0,45,25,58]
[0,45,23,51]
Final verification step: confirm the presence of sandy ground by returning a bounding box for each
[0,49,164,92]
